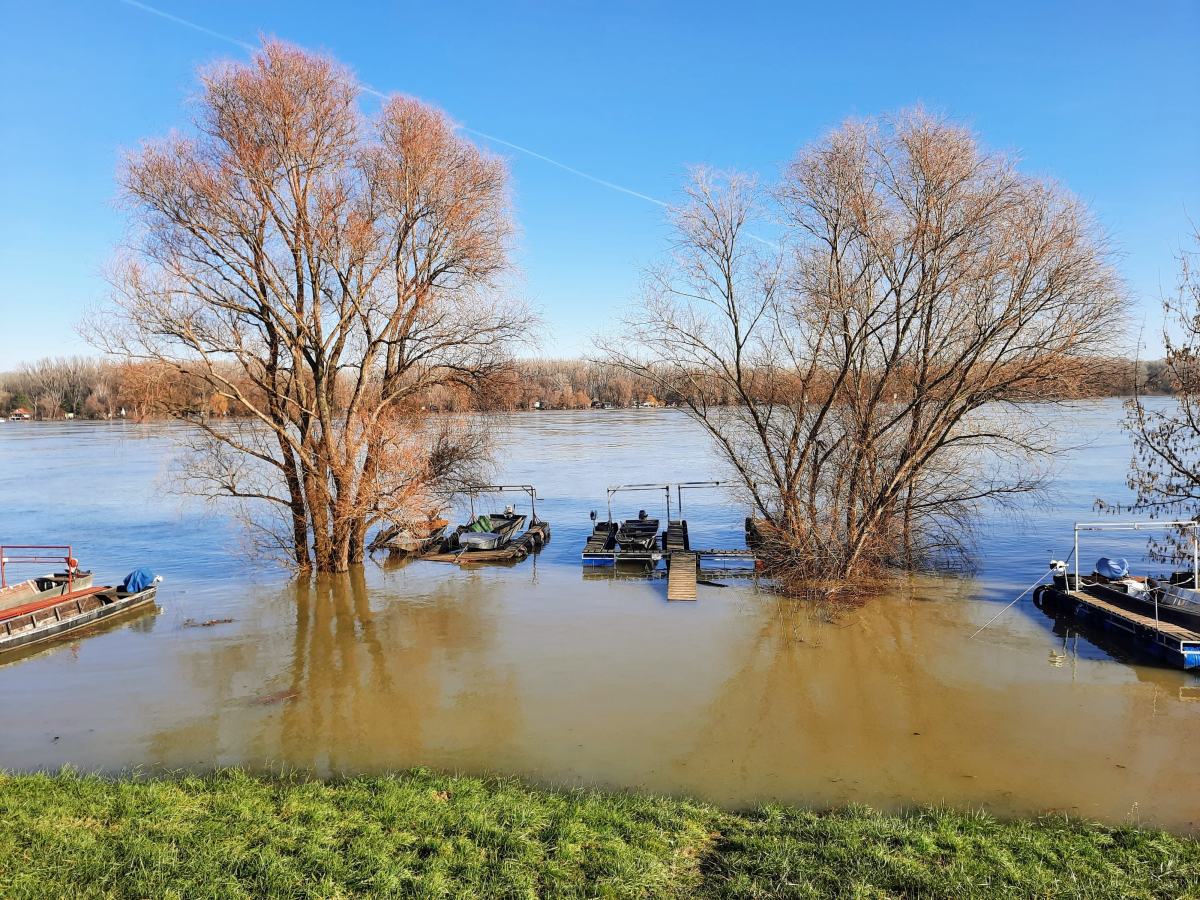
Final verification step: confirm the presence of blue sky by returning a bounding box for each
[1,0,1196,368]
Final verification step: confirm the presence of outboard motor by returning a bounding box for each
[590,510,597,522]
[638,509,647,521]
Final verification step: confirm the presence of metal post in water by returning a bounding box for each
[1193,523,1198,587]
[1074,525,1079,593]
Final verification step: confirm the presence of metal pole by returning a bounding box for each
[1074,525,1079,592]
[607,489,612,524]
[1193,524,1197,587]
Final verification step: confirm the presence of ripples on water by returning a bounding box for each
[0,401,1197,831]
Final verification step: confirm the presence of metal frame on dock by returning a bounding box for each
[1046,520,1200,669]
[583,482,758,575]
[466,485,541,522]
[1073,520,1199,632]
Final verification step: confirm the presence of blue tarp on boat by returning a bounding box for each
[121,567,156,593]
[1096,557,1129,579]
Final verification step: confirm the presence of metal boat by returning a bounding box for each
[0,546,159,656]
[423,486,550,565]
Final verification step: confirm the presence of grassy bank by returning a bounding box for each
[1,769,1196,899]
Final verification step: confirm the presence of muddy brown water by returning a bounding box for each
[1,402,1197,832]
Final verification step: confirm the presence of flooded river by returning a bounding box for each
[1,401,1198,832]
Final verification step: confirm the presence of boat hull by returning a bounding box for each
[0,572,94,614]
[0,586,157,655]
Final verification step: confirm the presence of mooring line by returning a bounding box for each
[970,548,1074,639]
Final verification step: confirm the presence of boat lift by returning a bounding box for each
[467,484,542,524]
[423,485,551,565]
[583,482,758,594]
[1071,520,1199,632]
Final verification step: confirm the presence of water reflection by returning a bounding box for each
[142,570,524,775]
[2,407,1199,833]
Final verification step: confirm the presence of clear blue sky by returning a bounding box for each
[1,0,1197,368]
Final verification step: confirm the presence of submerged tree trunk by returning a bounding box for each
[601,109,1125,589]
[91,40,534,573]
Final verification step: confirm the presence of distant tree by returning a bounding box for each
[602,109,1126,587]
[1106,226,1200,563]
[88,41,533,572]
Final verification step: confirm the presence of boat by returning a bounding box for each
[1031,521,1200,670]
[368,519,449,555]
[0,546,160,656]
[581,483,759,572]
[615,511,660,551]
[424,486,550,564]
[1,569,94,613]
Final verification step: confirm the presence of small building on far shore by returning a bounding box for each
[8,408,31,421]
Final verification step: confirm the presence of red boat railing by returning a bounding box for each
[0,546,77,590]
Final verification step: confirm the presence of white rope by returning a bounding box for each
[964,571,1051,643]
[970,548,1074,639]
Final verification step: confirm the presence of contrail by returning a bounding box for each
[117,1,663,206]
[114,0,782,249]
[118,0,256,52]
[358,80,662,205]
[462,130,665,206]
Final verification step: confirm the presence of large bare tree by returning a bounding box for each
[90,41,533,572]
[603,109,1125,586]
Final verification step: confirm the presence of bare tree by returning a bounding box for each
[1105,225,1200,562]
[602,109,1125,587]
[88,41,533,572]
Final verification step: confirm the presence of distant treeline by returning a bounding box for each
[0,355,1178,420]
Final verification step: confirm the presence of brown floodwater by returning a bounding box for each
[1,403,1198,832]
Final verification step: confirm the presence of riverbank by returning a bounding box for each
[1,769,1196,899]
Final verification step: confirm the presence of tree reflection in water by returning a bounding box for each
[146,568,523,776]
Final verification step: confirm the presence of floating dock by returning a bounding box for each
[1041,586,1200,669]
[581,482,759,591]
[425,520,550,566]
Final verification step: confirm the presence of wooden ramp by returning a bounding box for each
[667,553,697,601]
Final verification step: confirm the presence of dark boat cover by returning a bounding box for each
[122,567,156,593]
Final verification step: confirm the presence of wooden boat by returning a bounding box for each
[368,519,449,555]
[1,582,158,655]
[0,546,159,656]
[0,570,94,614]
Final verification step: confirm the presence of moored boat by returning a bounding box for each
[0,549,161,656]
[424,486,550,564]
[368,519,449,555]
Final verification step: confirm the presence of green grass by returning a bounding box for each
[0,770,1196,899]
